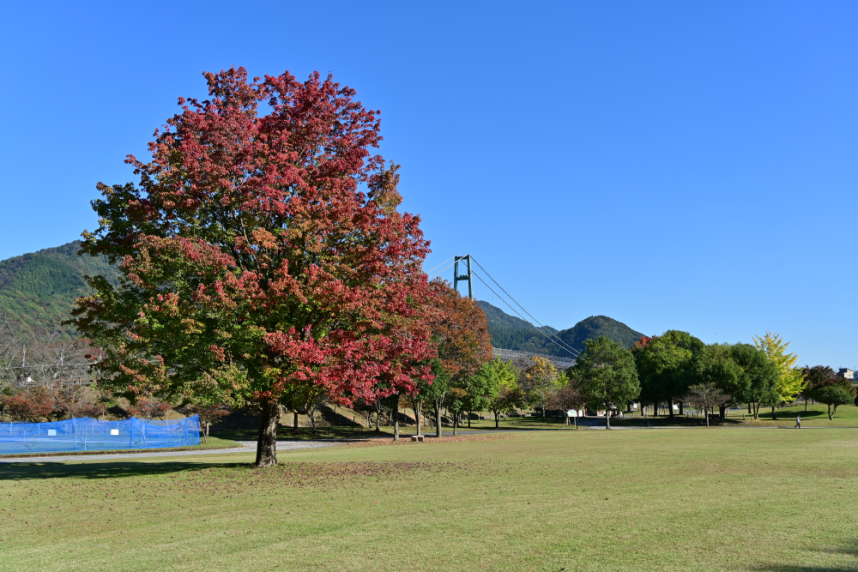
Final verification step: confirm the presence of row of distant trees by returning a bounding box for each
[630,331,856,422]
[413,310,858,432]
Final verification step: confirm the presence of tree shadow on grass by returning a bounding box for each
[751,539,858,571]
[0,459,255,481]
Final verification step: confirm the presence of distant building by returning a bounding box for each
[837,368,854,380]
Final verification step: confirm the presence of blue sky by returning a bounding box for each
[1,1,856,367]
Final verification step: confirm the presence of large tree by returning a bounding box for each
[633,330,704,417]
[422,281,492,437]
[484,358,524,428]
[730,343,778,419]
[697,343,746,420]
[70,68,435,466]
[805,372,856,420]
[753,332,805,419]
[801,365,835,411]
[571,336,639,429]
[520,356,559,419]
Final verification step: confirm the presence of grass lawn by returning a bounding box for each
[1,429,857,571]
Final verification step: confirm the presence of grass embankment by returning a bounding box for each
[2,429,857,571]
[0,436,241,459]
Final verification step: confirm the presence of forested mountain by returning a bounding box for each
[0,242,119,337]
[478,300,644,357]
[0,241,644,351]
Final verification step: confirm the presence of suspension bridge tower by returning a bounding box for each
[454,255,473,299]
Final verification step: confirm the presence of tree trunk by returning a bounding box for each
[805,399,808,412]
[255,401,280,467]
[203,421,210,443]
[748,403,752,414]
[705,407,710,427]
[668,398,674,418]
[293,411,298,429]
[605,411,611,429]
[493,411,499,428]
[435,401,443,438]
[467,411,471,428]
[392,396,400,441]
[719,405,726,421]
[828,404,833,420]
[541,404,545,420]
[678,402,684,415]
[453,413,459,436]
[771,405,777,420]
[415,401,422,436]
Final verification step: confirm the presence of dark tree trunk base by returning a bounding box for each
[256,401,280,467]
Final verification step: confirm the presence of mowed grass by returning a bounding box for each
[1,429,857,572]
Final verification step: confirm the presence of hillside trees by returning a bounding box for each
[69,68,435,466]
[571,336,639,429]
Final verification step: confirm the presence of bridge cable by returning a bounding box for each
[470,257,581,357]
[425,256,455,276]
[427,259,457,280]
[470,270,579,358]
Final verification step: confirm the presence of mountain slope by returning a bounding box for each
[478,300,643,357]
[0,241,120,336]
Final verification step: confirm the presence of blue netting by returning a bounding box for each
[0,415,200,455]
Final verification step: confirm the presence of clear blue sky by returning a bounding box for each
[1,1,856,368]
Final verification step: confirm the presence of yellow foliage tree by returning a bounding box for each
[753,332,806,419]
[522,356,559,419]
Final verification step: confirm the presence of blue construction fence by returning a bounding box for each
[0,415,200,455]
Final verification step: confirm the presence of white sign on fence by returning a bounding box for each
[47,429,56,436]
[110,429,120,436]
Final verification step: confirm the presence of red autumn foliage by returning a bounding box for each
[0,388,59,422]
[70,68,436,465]
[127,397,171,421]
[427,280,493,380]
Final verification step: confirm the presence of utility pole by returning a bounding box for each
[454,255,473,299]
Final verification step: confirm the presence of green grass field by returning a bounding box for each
[1,428,856,571]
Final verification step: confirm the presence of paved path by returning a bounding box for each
[0,440,345,464]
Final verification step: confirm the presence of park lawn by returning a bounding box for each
[1,430,857,571]
[739,403,858,427]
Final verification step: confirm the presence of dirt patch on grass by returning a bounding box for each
[340,433,519,448]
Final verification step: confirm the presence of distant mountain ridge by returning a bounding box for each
[477,300,643,358]
[0,242,644,352]
[0,241,119,337]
